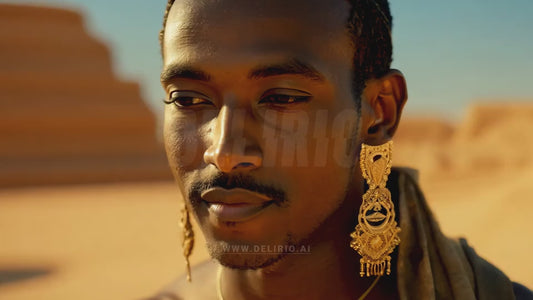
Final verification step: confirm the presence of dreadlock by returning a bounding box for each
[346,0,393,99]
[159,0,393,100]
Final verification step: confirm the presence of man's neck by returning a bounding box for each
[219,238,397,300]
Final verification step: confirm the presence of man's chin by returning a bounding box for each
[206,240,289,270]
[217,252,286,270]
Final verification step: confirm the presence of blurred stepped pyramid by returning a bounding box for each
[0,3,171,187]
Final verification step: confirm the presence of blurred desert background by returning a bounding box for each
[1,3,532,300]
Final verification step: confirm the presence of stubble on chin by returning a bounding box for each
[205,235,297,270]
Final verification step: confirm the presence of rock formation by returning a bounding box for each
[452,103,533,172]
[0,4,171,186]
[394,101,533,181]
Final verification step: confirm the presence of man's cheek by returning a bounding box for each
[178,133,206,171]
[164,126,204,173]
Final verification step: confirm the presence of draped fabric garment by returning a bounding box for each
[393,167,530,300]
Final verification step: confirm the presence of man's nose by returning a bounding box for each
[203,106,262,173]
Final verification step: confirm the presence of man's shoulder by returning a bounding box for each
[457,238,533,299]
[513,282,533,300]
[144,260,218,300]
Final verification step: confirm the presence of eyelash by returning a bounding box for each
[164,96,211,108]
[258,94,311,105]
[163,91,311,108]
[163,91,213,108]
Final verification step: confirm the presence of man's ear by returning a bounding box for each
[360,69,407,145]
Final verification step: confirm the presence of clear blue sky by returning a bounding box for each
[4,0,533,120]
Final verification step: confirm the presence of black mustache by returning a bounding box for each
[188,173,287,206]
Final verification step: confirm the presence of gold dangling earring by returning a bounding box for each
[350,141,401,277]
[180,204,195,282]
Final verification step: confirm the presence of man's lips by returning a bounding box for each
[200,187,274,222]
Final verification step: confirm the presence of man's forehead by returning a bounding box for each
[169,0,350,17]
[163,0,353,65]
[166,0,351,36]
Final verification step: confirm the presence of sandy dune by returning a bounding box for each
[395,102,533,184]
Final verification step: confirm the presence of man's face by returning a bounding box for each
[162,0,364,269]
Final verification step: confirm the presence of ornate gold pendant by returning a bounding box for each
[350,141,401,277]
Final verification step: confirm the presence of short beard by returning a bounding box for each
[206,234,298,270]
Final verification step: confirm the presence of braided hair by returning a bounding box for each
[159,0,393,100]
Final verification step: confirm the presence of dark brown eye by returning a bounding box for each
[164,91,213,108]
[259,94,310,105]
[172,96,210,107]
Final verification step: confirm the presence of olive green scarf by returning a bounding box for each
[394,167,516,299]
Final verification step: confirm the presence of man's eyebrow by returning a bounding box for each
[160,64,212,83]
[248,59,324,81]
